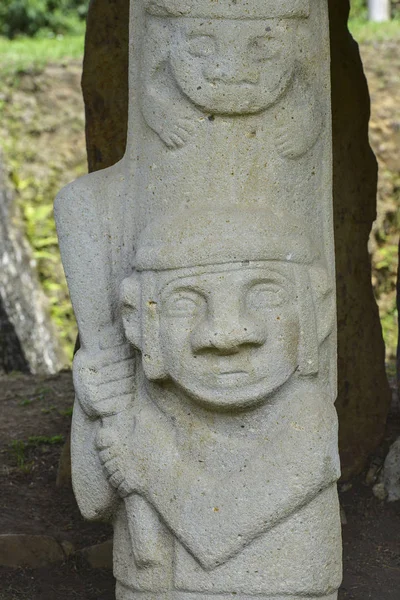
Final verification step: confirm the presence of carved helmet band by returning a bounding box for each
[134,207,318,272]
[145,0,310,19]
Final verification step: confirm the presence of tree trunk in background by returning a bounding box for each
[81,0,391,478]
[368,0,391,22]
[0,154,65,375]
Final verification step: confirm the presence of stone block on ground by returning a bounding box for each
[77,539,113,569]
[0,534,73,568]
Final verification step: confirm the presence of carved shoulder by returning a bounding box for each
[54,163,123,225]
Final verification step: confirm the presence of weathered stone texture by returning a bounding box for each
[57,1,341,597]
[80,0,391,478]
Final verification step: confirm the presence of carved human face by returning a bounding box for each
[156,262,300,410]
[168,18,297,115]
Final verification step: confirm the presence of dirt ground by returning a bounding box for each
[0,33,399,600]
[0,371,113,599]
[0,370,399,599]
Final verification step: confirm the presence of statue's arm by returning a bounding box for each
[71,402,120,520]
[140,25,199,150]
[140,67,199,149]
[70,344,136,519]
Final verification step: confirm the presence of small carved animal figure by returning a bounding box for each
[140,15,323,158]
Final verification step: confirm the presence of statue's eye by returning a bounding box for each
[246,283,285,312]
[187,35,216,58]
[248,35,280,62]
[164,291,205,317]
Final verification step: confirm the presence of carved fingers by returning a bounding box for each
[73,344,136,419]
[275,102,323,160]
[161,118,195,149]
[275,121,315,159]
[96,416,137,498]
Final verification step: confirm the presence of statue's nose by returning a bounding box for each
[191,306,267,356]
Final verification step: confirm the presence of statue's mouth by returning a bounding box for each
[216,370,248,384]
[219,370,247,375]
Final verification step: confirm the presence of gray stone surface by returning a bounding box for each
[55,0,342,598]
[0,154,65,374]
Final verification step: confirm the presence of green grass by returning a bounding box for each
[8,435,64,472]
[348,17,400,42]
[0,33,84,73]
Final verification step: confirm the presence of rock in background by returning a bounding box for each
[0,153,65,374]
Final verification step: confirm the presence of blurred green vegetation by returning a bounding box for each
[374,237,399,359]
[0,34,85,72]
[350,0,400,20]
[349,1,400,41]
[0,36,85,360]
[349,18,400,41]
[9,158,83,359]
[0,0,87,39]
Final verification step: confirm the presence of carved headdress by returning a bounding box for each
[134,206,318,272]
[145,0,310,19]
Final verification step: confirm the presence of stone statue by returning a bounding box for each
[55,0,342,598]
[140,0,322,158]
[69,208,341,599]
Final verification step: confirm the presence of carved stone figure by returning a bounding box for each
[70,209,341,599]
[141,0,322,158]
[55,0,341,598]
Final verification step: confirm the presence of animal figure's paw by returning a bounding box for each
[275,109,323,159]
[160,117,195,149]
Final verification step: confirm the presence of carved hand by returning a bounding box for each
[275,109,323,159]
[96,414,138,498]
[155,116,196,150]
[73,344,136,419]
[97,398,179,499]
[275,79,324,160]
